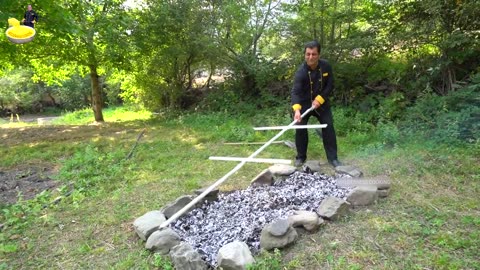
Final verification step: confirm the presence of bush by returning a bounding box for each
[0,68,41,114]
[399,75,480,145]
[196,84,241,113]
[53,74,91,111]
[376,122,401,146]
[333,107,375,136]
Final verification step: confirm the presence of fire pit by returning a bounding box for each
[133,164,390,269]
[170,171,351,266]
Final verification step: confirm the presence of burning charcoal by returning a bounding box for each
[169,172,351,267]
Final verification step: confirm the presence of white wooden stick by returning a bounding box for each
[159,107,315,229]
[253,124,327,130]
[223,141,285,145]
[209,156,292,164]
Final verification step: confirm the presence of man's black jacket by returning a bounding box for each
[291,59,334,111]
[24,10,38,24]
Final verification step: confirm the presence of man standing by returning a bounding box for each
[22,4,38,28]
[291,40,342,168]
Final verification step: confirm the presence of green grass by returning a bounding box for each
[1,106,479,269]
[51,106,152,125]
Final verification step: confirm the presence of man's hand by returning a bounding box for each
[22,19,25,22]
[294,110,301,123]
[312,99,321,109]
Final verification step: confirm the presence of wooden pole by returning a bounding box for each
[253,124,327,130]
[159,107,315,229]
[209,156,292,164]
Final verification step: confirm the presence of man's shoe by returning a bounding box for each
[329,159,342,167]
[294,158,305,167]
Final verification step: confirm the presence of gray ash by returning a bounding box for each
[170,171,351,266]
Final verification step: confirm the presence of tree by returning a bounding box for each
[129,0,216,109]
[209,0,284,98]
[388,0,480,95]
[1,0,133,122]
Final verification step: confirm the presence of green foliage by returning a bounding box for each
[1,191,51,233]
[400,77,480,144]
[0,192,53,262]
[174,111,259,143]
[53,74,91,111]
[388,0,480,95]
[376,122,401,147]
[0,68,41,113]
[152,254,173,270]
[197,85,241,112]
[2,0,478,118]
[2,0,135,120]
[54,107,93,125]
[332,107,375,136]
[53,106,152,125]
[247,249,282,270]
[52,71,127,112]
[377,92,409,122]
[131,0,215,110]
[56,145,126,195]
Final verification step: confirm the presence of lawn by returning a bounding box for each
[0,107,479,269]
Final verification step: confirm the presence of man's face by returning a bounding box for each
[305,47,320,68]
[28,5,32,11]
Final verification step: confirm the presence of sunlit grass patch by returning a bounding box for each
[0,120,37,128]
[53,106,152,125]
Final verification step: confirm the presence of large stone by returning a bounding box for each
[346,186,378,207]
[270,164,297,183]
[162,195,193,219]
[145,228,181,255]
[335,165,363,178]
[260,225,297,251]
[194,187,220,203]
[287,210,324,231]
[133,210,166,241]
[250,169,273,187]
[268,164,296,176]
[316,196,350,221]
[304,160,322,172]
[267,218,290,236]
[169,242,208,270]
[217,241,255,270]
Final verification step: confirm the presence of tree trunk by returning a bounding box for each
[89,65,104,122]
[204,62,214,89]
[320,0,325,47]
[346,0,354,38]
[47,92,57,107]
[330,0,338,45]
[310,0,317,40]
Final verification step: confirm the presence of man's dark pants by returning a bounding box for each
[295,106,338,162]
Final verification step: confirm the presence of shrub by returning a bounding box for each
[399,74,480,145]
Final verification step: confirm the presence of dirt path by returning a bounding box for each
[2,114,60,124]
[0,167,59,205]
